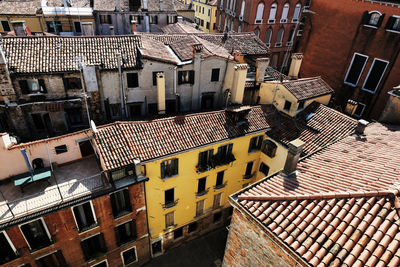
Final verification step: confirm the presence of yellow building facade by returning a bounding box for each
[192,0,218,33]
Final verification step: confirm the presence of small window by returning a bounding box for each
[1,21,11,32]
[66,108,83,126]
[197,149,213,170]
[284,100,292,112]
[281,3,289,22]
[100,15,112,24]
[127,73,139,88]
[0,231,18,264]
[55,144,68,154]
[259,162,270,176]
[206,22,210,30]
[362,11,384,28]
[153,71,164,86]
[298,101,305,110]
[354,102,366,118]
[81,233,107,261]
[161,158,178,179]
[344,53,368,86]
[200,20,204,27]
[362,58,388,93]
[74,21,82,33]
[151,240,162,256]
[213,211,222,222]
[197,177,207,195]
[149,15,158,24]
[165,212,174,228]
[63,77,82,90]
[256,3,264,23]
[268,3,277,23]
[196,199,205,217]
[213,193,222,209]
[19,79,47,94]
[36,250,67,267]
[276,28,284,46]
[167,15,176,24]
[188,222,198,234]
[216,171,224,187]
[265,28,272,44]
[262,140,277,158]
[386,16,400,32]
[122,246,138,265]
[211,68,220,82]
[173,227,183,239]
[129,0,141,11]
[217,143,233,158]
[20,218,52,251]
[178,70,195,85]
[46,21,63,33]
[248,135,263,152]
[72,201,97,232]
[292,3,301,22]
[110,189,132,218]
[115,221,136,246]
[164,188,175,208]
[244,161,253,178]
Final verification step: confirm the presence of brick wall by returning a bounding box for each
[223,208,303,267]
[2,182,150,267]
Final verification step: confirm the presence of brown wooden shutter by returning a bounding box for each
[361,11,370,25]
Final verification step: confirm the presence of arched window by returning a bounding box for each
[362,11,383,27]
[369,12,381,25]
[254,29,260,37]
[281,3,289,22]
[293,3,301,22]
[276,28,284,46]
[255,3,264,23]
[238,25,242,32]
[268,3,277,23]
[240,0,245,17]
[287,27,295,44]
[265,28,272,44]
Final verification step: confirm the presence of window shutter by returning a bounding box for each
[161,162,166,178]
[385,16,396,29]
[38,79,47,93]
[153,72,157,86]
[19,80,29,94]
[99,233,107,253]
[155,15,158,24]
[123,189,132,211]
[173,158,178,175]
[110,193,118,217]
[228,144,233,155]
[189,71,195,84]
[178,71,183,85]
[376,14,385,28]
[361,11,370,25]
[114,226,121,245]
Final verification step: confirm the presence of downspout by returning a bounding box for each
[173,66,178,112]
[117,53,126,119]
[219,54,231,107]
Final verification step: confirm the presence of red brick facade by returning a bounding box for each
[0,182,150,267]
[296,0,400,120]
[216,0,308,71]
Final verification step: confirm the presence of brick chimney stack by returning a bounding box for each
[283,139,305,176]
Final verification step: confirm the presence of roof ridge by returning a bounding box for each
[238,189,400,202]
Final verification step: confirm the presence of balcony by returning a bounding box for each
[162,199,178,209]
[243,172,255,180]
[196,188,209,197]
[213,153,235,167]
[214,183,227,190]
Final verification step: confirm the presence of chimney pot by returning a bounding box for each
[283,139,305,175]
[355,119,369,135]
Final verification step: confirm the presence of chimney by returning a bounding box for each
[379,86,400,124]
[133,158,143,177]
[255,58,270,83]
[288,53,303,79]
[132,23,137,32]
[230,64,248,105]
[283,139,305,175]
[160,0,163,11]
[192,43,203,59]
[156,73,166,114]
[191,44,203,110]
[355,119,369,135]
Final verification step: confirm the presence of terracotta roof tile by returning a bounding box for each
[282,77,334,101]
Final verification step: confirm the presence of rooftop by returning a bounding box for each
[281,77,334,101]
[94,0,179,11]
[161,22,202,34]
[236,122,400,266]
[0,0,41,15]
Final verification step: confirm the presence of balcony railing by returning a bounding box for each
[214,183,227,190]
[196,188,210,197]
[196,153,236,173]
[162,199,178,209]
[243,172,255,180]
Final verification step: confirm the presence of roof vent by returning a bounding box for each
[355,119,368,135]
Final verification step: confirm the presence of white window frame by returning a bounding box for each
[354,102,366,118]
[386,15,400,33]
[255,3,264,24]
[292,3,301,22]
[364,10,382,28]
[19,217,52,251]
[150,237,163,257]
[240,0,245,17]
[121,245,138,266]
[91,259,109,267]
[281,3,289,23]
[361,58,389,94]
[268,3,277,24]
[71,200,98,233]
[0,231,17,257]
[344,53,369,87]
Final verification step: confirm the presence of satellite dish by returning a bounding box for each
[90,120,98,133]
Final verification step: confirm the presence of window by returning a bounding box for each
[36,251,67,267]
[150,15,158,24]
[115,220,136,246]
[63,77,82,90]
[161,158,178,179]
[238,25,241,32]
[362,58,388,93]
[259,162,270,176]
[19,79,47,94]
[287,27,295,45]
[168,15,176,24]
[121,246,138,265]
[362,11,384,28]
[208,9,211,16]
[262,140,277,157]
[66,108,83,126]
[298,100,305,110]
[213,193,222,209]
[129,0,141,11]
[72,201,97,232]
[164,188,175,208]
[216,171,224,187]
[1,21,10,32]
[211,68,220,82]
[292,3,301,22]
[254,29,260,37]
[165,212,174,228]
[91,260,108,267]
[354,102,366,117]
[20,218,52,251]
[284,100,291,111]
[217,143,233,158]
[110,189,132,218]
[206,22,210,29]
[151,240,162,256]
[213,211,222,222]
[240,0,245,17]
[386,16,400,32]
[31,113,45,130]
[74,21,82,33]
[130,15,142,24]
[188,222,198,233]
[0,231,17,264]
[281,3,289,22]
[202,7,204,14]
[248,135,263,152]
[265,28,272,45]
[46,21,63,33]
[81,233,107,261]
[54,144,68,154]
[197,149,213,171]
[196,199,205,217]
[197,177,207,195]
[110,103,121,118]
[268,3,277,23]
[100,15,112,24]
[127,73,139,88]
[244,161,254,179]
[178,70,195,84]
[255,3,264,23]
[344,53,368,86]
[276,28,284,46]
[200,19,204,27]
[174,227,183,239]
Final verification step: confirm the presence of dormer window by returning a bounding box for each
[362,11,384,28]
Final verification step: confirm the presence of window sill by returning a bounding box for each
[78,224,99,235]
[214,183,226,190]
[29,242,53,253]
[163,200,178,209]
[113,210,133,220]
[196,189,209,197]
[363,24,378,29]
[117,238,137,247]
[161,174,179,181]
[163,224,178,232]
[386,29,400,34]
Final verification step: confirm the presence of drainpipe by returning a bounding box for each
[117,53,126,119]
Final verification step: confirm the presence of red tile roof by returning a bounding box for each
[236,123,400,267]
[282,77,334,101]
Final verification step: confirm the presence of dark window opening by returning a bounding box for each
[386,16,400,31]
[127,73,139,88]
[197,149,213,171]
[228,206,234,216]
[148,103,158,115]
[32,113,45,130]
[74,21,82,33]
[211,68,220,82]
[36,251,67,267]
[188,222,197,233]
[173,227,183,239]
[110,189,132,218]
[248,135,263,152]
[19,79,47,94]
[197,177,207,194]
[213,212,222,222]
[206,22,210,29]
[361,11,384,27]
[262,140,277,157]
[161,158,178,179]
[0,113,9,132]
[151,240,162,255]
[178,70,194,84]
[64,77,82,90]
[284,100,292,112]
[362,59,388,93]
[66,108,83,126]
[128,103,142,119]
[115,221,136,246]
[298,101,305,110]
[80,233,107,261]
[164,188,175,207]
[259,162,270,176]
[215,144,234,165]
[55,145,68,154]
[201,94,214,110]
[150,15,158,24]
[20,219,52,251]
[1,21,10,32]
[354,103,366,117]
[129,0,141,11]
[216,171,224,187]
[79,140,94,157]
[0,232,17,265]
[110,103,121,119]
[166,99,176,114]
[46,21,63,33]
[244,161,254,178]
[72,202,96,232]
[122,247,137,265]
[345,53,368,86]
[92,261,107,267]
